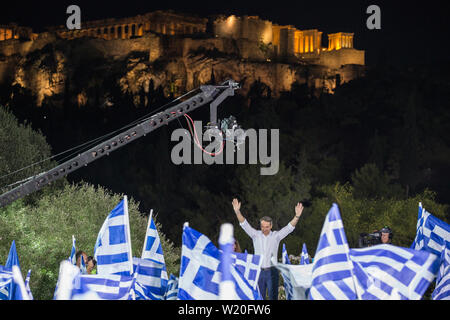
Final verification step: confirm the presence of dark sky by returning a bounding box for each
[1,0,449,66]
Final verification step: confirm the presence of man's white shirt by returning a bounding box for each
[240,219,295,268]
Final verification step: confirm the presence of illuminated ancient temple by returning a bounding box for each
[46,10,207,40]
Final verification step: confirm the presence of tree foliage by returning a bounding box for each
[0,107,55,196]
[0,182,180,300]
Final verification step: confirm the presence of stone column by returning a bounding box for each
[112,26,117,39]
[128,24,133,38]
[299,35,304,53]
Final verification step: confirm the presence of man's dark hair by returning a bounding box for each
[260,216,273,224]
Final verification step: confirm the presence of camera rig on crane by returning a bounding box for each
[0,80,242,208]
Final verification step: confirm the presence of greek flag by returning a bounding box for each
[308,203,358,300]
[231,251,262,291]
[349,244,439,300]
[25,269,33,300]
[411,202,450,257]
[272,257,313,300]
[282,243,290,264]
[5,240,20,270]
[94,196,133,276]
[132,257,168,300]
[164,274,179,300]
[142,210,166,265]
[309,203,440,300]
[69,235,77,265]
[300,243,310,265]
[0,266,11,300]
[0,265,30,300]
[178,223,262,300]
[55,260,137,300]
[432,247,450,300]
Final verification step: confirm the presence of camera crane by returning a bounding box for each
[0,80,241,208]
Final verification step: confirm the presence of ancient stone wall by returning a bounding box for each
[213,15,273,44]
[316,48,365,69]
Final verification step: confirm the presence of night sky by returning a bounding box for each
[1,0,449,67]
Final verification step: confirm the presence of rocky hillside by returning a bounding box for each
[0,33,363,108]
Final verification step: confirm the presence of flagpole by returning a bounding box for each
[142,209,153,259]
[123,195,134,276]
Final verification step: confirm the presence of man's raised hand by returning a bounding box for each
[295,202,304,218]
[232,198,241,213]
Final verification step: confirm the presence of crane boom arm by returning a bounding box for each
[0,80,239,208]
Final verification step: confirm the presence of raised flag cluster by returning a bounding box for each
[178,223,262,300]
[308,203,439,300]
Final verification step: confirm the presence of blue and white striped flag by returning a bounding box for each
[164,274,179,300]
[94,196,133,276]
[0,266,12,300]
[282,243,290,264]
[349,244,439,300]
[178,223,262,300]
[300,243,310,265]
[0,265,30,300]
[142,210,166,265]
[69,235,77,265]
[432,247,450,300]
[308,203,358,300]
[56,260,137,300]
[139,209,168,296]
[11,266,30,300]
[5,240,20,270]
[80,253,87,274]
[55,261,99,300]
[272,257,313,300]
[25,269,33,300]
[132,257,168,300]
[231,251,262,291]
[74,273,136,300]
[411,202,450,257]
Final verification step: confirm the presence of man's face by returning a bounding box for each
[381,232,390,244]
[260,220,272,236]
